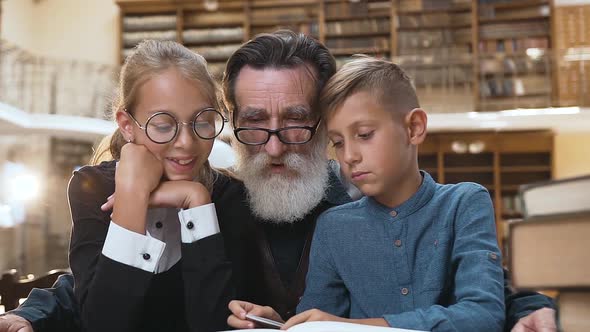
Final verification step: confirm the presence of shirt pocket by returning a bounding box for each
[415,236,453,293]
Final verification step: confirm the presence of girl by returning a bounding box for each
[68,40,244,332]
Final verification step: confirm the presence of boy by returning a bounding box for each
[288,57,505,331]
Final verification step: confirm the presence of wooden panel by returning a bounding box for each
[437,132,497,153]
[419,132,439,153]
[496,131,553,152]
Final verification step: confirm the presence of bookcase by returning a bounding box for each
[476,0,553,111]
[392,0,475,113]
[114,0,590,112]
[117,0,248,78]
[322,0,392,64]
[116,0,322,77]
[553,4,590,107]
[249,0,319,39]
[419,130,554,249]
[182,1,246,78]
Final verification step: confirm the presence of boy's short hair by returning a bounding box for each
[320,56,420,120]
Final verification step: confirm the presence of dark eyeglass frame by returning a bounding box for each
[233,120,321,146]
[125,108,228,144]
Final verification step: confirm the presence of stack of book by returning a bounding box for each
[509,175,590,332]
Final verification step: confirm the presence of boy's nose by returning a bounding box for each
[343,144,361,165]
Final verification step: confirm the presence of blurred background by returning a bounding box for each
[0,0,589,283]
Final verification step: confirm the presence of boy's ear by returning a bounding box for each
[115,109,135,140]
[405,108,427,145]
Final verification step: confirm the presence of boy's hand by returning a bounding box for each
[282,309,345,329]
[282,310,390,330]
[227,300,283,329]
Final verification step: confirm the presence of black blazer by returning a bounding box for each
[67,161,244,332]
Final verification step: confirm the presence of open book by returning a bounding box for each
[218,321,426,332]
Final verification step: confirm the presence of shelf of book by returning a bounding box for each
[115,0,586,109]
[324,12,390,21]
[475,0,552,111]
[419,130,553,250]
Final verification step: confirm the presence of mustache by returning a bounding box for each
[248,152,309,173]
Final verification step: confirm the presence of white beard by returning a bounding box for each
[235,142,329,224]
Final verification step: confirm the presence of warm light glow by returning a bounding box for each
[0,204,14,228]
[469,141,486,154]
[7,172,42,202]
[526,48,544,59]
[451,141,468,154]
[203,0,219,11]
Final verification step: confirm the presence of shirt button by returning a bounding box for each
[401,287,409,295]
[186,221,194,230]
[155,221,163,229]
[489,252,498,260]
[394,239,402,247]
[390,210,398,217]
[142,253,151,260]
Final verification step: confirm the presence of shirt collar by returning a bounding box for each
[366,171,436,219]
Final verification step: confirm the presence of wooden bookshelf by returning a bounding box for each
[390,0,476,113]
[248,0,319,38]
[553,4,590,107]
[419,130,554,249]
[116,0,247,79]
[114,0,585,111]
[476,0,553,111]
[321,0,391,63]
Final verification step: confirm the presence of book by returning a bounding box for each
[508,212,590,290]
[218,321,426,332]
[520,175,590,218]
[559,291,590,332]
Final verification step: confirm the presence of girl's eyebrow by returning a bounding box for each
[145,106,214,118]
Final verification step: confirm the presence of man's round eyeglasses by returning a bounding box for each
[233,121,321,146]
[125,108,227,144]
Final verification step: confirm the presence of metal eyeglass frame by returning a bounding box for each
[125,108,228,144]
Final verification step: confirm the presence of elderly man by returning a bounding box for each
[1,31,556,332]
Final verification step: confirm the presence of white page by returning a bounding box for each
[218,321,427,332]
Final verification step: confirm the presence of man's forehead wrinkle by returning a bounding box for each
[239,84,306,97]
[284,69,306,96]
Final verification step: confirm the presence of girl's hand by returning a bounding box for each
[116,143,163,195]
[111,143,163,234]
[102,181,211,212]
[227,300,284,329]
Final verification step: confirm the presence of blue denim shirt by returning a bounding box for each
[298,172,505,332]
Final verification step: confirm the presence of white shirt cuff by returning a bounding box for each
[178,203,220,243]
[102,221,166,273]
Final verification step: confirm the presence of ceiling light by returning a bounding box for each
[203,0,219,11]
